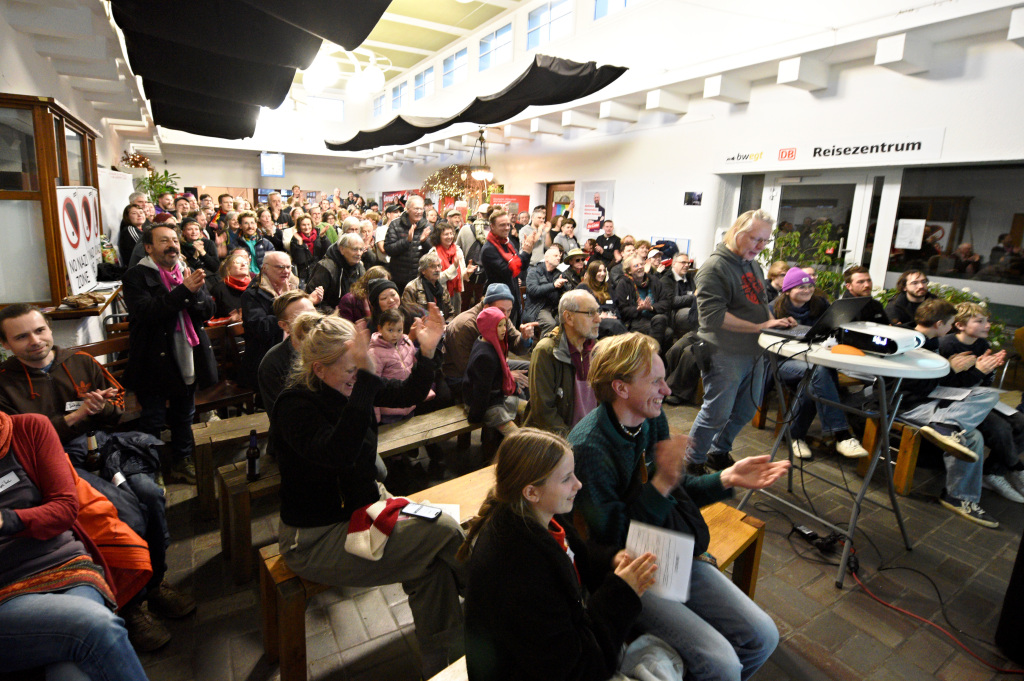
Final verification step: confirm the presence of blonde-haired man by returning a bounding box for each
[568,332,787,681]
[687,209,795,473]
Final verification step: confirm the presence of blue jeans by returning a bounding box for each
[944,430,985,503]
[0,584,147,681]
[777,360,849,439]
[125,472,169,590]
[137,384,196,462]
[637,561,779,681]
[688,353,765,463]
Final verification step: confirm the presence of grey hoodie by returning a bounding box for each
[694,242,771,355]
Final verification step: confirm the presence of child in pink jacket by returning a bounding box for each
[368,308,435,423]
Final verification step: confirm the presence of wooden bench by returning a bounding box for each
[258,464,765,681]
[192,411,270,519]
[218,405,485,582]
[857,418,922,496]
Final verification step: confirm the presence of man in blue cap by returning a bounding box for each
[442,283,537,396]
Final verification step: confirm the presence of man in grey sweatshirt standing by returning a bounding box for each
[687,209,796,473]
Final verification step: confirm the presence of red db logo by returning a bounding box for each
[779,148,797,161]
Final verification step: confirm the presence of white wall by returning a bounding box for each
[357,32,1024,265]
[0,11,123,166]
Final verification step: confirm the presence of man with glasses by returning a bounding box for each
[384,194,431,292]
[687,209,797,474]
[525,290,602,436]
[305,232,366,311]
[886,269,937,327]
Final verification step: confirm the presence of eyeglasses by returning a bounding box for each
[572,309,601,318]
[268,264,291,271]
[744,235,770,246]
[908,278,929,286]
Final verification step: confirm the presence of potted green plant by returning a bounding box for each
[134,169,181,203]
[759,219,844,298]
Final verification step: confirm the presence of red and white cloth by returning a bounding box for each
[345,497,410,561]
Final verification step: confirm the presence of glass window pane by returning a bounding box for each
[0,200,50,302]
[595,0,609,19]
[479,52,491,72]
[65,127,84,186]
[496,23,511,40]
[0,108,39,191]
[528,7,546,30]
[550,14,572,39]
[527,28,541,50]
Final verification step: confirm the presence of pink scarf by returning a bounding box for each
[477,307,515,396]
[157,263,200,347]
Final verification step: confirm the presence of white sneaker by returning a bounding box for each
[982,474,1024,503]
[790,439,812,459]
[836,438,869,458]
[1008,469,1024,496]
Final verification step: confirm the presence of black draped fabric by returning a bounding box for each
[325,55,628,151]
[110,0,391,139]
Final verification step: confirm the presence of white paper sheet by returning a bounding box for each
[626,522,695,602]
[927,386,972,400]
[992,401,1018,417]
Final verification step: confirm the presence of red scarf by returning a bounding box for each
[477,307,516,396]
[436,244,462,297]
[224,274,251,292]
[298,229,318,256]
[487,231,521,278]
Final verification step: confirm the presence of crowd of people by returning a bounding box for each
[2,188,1021,681]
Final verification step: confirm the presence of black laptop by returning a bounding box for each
[761,296,871,342]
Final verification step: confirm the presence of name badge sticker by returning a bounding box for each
[0,471,19,494]
[65,401,83,413]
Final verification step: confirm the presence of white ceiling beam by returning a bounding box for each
[50,57,119,80]
[361,40,433,57]
[502,123,534,140]
[65,76,127,94]
[428,142,451,157]
[79,89,134,105]
[416,145,438,158]
[483,128,508,147]
[1010,8,1024,47]
[33,35,109,61]
[6,3,93,38]
[380,13,469,37]
[703,74,750,104]
[530,117,562,135]
[402,149,424,161]
[644,89,688,114]
[777,56,830,91]
[599,100,639,122]
[874,33,931,75]
[461,134,483,148]
[445,139,471,152]
[561,110,600,130]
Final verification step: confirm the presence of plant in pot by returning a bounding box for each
[135,169,181,204]
[759,219,844,298]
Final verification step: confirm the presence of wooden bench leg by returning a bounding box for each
[276,579,309,681]
[194,439,217,520]
[457,433,471,451]
[733,516,765,599]
[260,555,280,662]
[226,478,254,584]
[857,419,879,478]
[892,427,921,496]
[217,468,232,561]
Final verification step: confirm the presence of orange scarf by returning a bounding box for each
[436,244,462,296]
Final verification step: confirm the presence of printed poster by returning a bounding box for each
[489,194,531,220]
[57,186,102,294]
[580,181,614,232]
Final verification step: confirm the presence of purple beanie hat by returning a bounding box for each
[781,267,815,292]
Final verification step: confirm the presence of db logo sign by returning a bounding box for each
[779,148,797,161]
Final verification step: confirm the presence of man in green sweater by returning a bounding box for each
[569,332,788,681]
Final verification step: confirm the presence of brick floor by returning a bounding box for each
[140,402,1022,681]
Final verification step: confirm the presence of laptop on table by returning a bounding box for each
[761,296,871,342]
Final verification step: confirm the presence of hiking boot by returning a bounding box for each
[121,603,171,652]
[939,490,998,528]
[791,439,813,459]
[919,424,978,462]
[686,461,713,477]
[835,438,869,458]
[167,455,197,485]
[706,451,736,472]
[982,474,1024,503]
[148,581,197,619]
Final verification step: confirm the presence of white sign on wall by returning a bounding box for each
[57,186,101,294]
[716,128,945,172]
[894,219,926,250]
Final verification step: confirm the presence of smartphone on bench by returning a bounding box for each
[401,503,442,521]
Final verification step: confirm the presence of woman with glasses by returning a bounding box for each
[687,210,798,475]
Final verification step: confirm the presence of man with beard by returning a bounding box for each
[524,290,602,436]
[840,265,889,324]
[885,269,936,326]
[403,252,454,320]
[122,225,216,485]
[614,253,671,348]
[236,210,275,275]
[594,218,621,267]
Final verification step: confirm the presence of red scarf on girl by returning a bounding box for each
[477,307,516,396]
[436,244,462,297]
[486,231,521,278]
[298,229,318,256]
[224,274,251,292]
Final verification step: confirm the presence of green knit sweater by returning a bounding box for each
[568,402,732,554]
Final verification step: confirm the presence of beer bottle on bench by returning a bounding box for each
[84,431,100,472]
[246,429,260,481]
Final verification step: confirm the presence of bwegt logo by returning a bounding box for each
[813,141,923,157]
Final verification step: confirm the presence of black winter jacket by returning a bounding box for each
[305,242,365,311]
[383,212,430,290]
